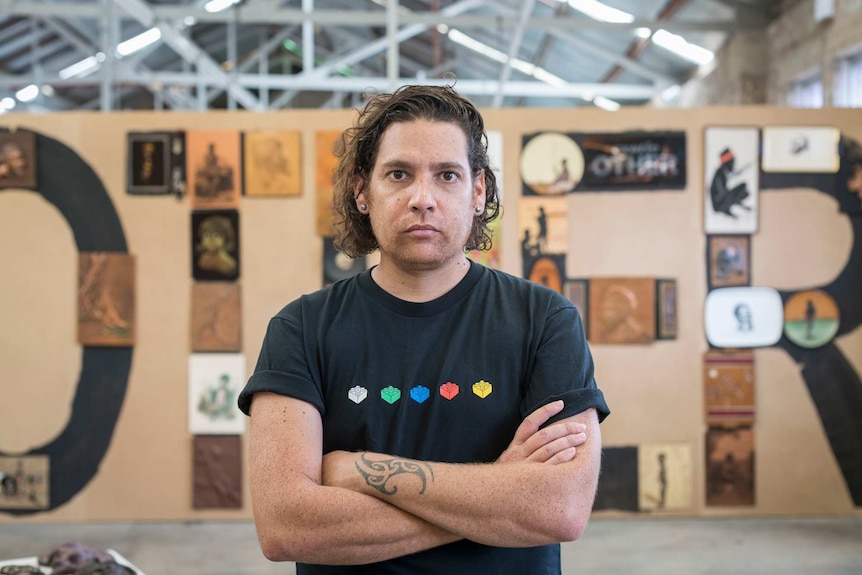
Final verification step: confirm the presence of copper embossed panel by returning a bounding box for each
[191,210,240,281]
[78,253,135,346]
[316,130,342,237]
[0,130,36,189]
[704,351,755,424]
[589,278,655,344]
[191,283,241,352]
[638,443,692,512]
[0,455,49,510]
[187,130,241,209]
[244,130,302,197]
[192,435,242,509]
[705,425,755,507]
[708,235,750,288]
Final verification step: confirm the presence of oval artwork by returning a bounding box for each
[528,257,562,293]
[520,132,585,195]
[783,289,840,349]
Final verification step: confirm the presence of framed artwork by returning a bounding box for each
[468,130,504,269]
[127,132,173,195]
[0,455,49,510]
[762,126,840,173]
[841,136,862,214]
[316,130,342,237]
[188,353,246,435]
[707,235,751,288]
[705,425,755,507]
[588,277,656,344]
[704,350,755,424]
[243,130,302,197]
[191,282,241,352]
[0,129,37,189]
[638,443,692,512]
[783,289,840,349]
[78,252,135,346]
[705,287,783,348]
[564,279,589,334]
[656,278,677,340]
[323,237,366,286]
[524,255,565,294]
[186,130,241,209]
[592,446,638,512]
[192,435,242,509]
[191,210,240,281]
[518,196,568,259]
[520,132,585,195]
[704,127,759,234]
[578,131,687,191]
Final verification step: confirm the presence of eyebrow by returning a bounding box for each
[378,159,468,172]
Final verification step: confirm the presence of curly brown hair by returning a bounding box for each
[332,84,500,258]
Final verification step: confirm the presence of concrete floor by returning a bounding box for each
[0,517,860,574]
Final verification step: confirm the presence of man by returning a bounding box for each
[238,84,610,574]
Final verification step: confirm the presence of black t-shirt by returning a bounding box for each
[239,261,610,574]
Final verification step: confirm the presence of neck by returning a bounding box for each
[371,256,472,303]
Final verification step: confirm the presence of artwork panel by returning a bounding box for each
[705,287,783,348]
[467,216,502,269]
[191,210,240,281]
[0,455,49,510]
[78,253,136,346]
[707,235,751,288]
[638,443,693,512]
[192,435,242,509]
[564,279,589,335]
[243,130,302,197]
[316,130,342,237]
[0,129,37,189]
[656,278,678,340]
[323,237,367,286]
[704,127,759,234]
[524,254,566,294]
[518,196,568,259]
[592,446,639,512]
[188,353,246,435]
[705,425,755,507]
[191,282,241,352]
[588,277,656,344]
[762,126,840,173]
[186,130,242,209]
[578,131,687,191]
[520,132,585,195]
[704,350,755,424]
[783,289,840,349]
[127,132,172,194]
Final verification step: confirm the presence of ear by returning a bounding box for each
[472,169,486,209]
[353,175,368,212]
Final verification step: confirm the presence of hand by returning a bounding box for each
[496,401,587,465]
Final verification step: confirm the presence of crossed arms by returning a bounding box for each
[248,392,601,565]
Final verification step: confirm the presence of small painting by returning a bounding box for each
[193,435,242,509]
[705,287,783,348]
[323,237,366,286]
[0,129,37,189]
[578,131,687,191]
[127,132,172,195]
[656,278,677,340]
[706,425,755,507]
[592,446,638,512]
[316,130,342,237]
[520,132,585,195]
[188,353,246,435]
[0,455,49,510]
[704,350,755,424]
[187,130,241,209]
[704,127,759,234]
[524,254,566,294]
[762,126,840,173]
[191,283,241,352]
[783,290,840,349]
[564,279,589,334]
[78,252,135,346]
[192,210,240,281]
[842,137,862,214]
[588,278,656,344]
[638,443,692,512]
[518,196,568,259]
[708,235,750,288]
[244,130,302,197]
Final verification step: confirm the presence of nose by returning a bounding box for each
[406,175,437,212]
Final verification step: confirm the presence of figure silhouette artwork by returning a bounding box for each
[734,303,753,332]
[710,148,753,218]
[805,299,816,340]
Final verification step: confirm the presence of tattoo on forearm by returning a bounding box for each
[355,453,434,496]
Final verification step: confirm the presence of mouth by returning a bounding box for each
[405,225,438,233]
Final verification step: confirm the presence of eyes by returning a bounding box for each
[388,170,460,183]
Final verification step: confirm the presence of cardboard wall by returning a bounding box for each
[1,105,861,522]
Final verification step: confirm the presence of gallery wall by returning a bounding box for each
[1,104,861,522]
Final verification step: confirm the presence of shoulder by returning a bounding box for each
[271,274,363,324]
[479,266,573,313]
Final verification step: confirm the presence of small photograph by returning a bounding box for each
[316,130,342,237]
[192,210,240,281]
[127,132,172,195]
[0,455,49,510]
[0,129,37,189]
[193,435,242,509]
[518,196,568,259]
[588,278,656,345]
[188,353,246,435]
[706,425,755,507]
[78,252,135,346]
[704,127,759,234]
[656,278,677,340]
[323,237,366,286]
[783,289,840,349]
[564,279,589,333]
[708,235,750,288]
[762,126,840,173]
[187,130,241,209]
[704,350,755,424]
[520,132,585,195]
[638,443,693,512]
[191,282,241,352]
[244,130,302,197]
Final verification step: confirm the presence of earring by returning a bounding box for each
[474,206,483,213]
[360,204,367,212]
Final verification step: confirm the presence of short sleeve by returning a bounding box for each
[521,302,610,425]
[237,307,325,416]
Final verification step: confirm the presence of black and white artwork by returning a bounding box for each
[704,127,759,234]
[762,126,840,173]
[705,287,783,348]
